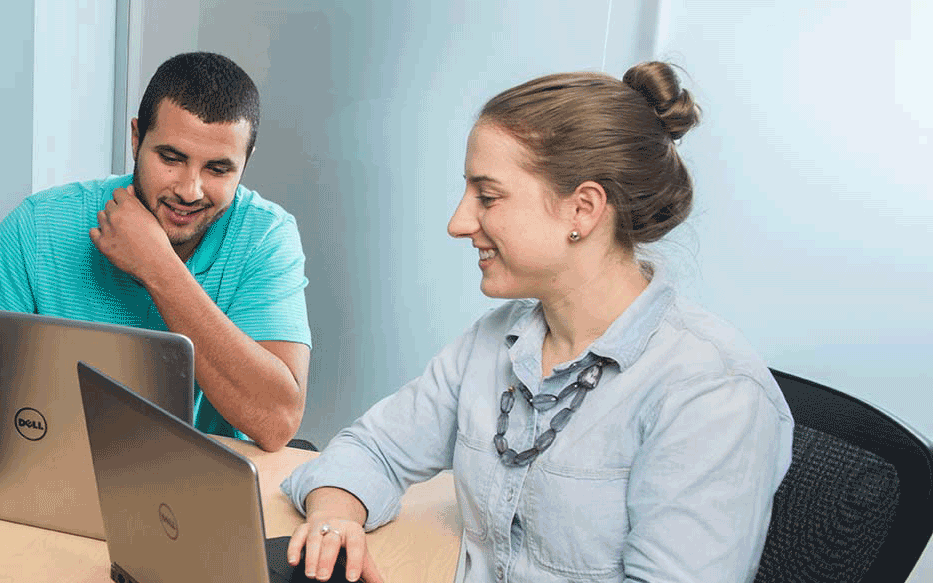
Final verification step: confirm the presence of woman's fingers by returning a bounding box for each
[289,519,374,581]
[287,522,310,566]
[286,521,325,579]
[314,525,344,580]
[343,526,367,581]
[303,526,325,579]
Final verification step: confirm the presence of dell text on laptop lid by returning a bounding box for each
[0,311,194,540]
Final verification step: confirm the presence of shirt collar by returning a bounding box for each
[505,263,675,374]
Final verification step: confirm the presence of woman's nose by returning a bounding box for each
[447,192,478,238]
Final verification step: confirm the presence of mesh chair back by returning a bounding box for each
[754,370,933,583]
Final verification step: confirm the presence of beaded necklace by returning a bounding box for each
[494,357,612,467]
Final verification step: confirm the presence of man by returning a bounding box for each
[0,52,311,452]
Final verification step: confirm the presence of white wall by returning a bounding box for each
[0,0,34,220]
[121,0,200,171]
[150,0,644,444]
[0,0,115,218]
[657,0,932,437]
[129,1,932,449]
[32,0,116,192]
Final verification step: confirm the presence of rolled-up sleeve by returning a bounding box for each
[622,373,794,583]
[281,320,479,531]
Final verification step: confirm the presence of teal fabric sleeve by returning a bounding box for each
[0,201,38,313]
[224,213,312,348]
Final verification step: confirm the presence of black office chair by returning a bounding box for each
[754,369,933,582]
[286,438,318,452]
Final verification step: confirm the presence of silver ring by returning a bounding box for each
[320,523,340,538]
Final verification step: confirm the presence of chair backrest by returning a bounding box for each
[754,369,933,583]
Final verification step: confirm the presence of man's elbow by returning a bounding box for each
[253,401,303,452]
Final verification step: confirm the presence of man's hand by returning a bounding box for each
[89,184,176,281]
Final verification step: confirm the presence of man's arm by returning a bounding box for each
[142,260,309,452]
[90,185,309,451]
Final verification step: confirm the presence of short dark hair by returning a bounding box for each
[136,52,261,162]
[479,62,701,251]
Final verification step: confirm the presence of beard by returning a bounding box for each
[131,160,222,250]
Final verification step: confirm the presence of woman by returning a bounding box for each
[282,62,793,583]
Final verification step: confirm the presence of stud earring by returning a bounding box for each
[569,231,581,242]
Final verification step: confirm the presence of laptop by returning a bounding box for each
[0,311,194,540]
[77,362,361,583]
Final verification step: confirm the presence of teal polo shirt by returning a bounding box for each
[0,174,312,440]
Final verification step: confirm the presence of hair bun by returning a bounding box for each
[622,62,700,140]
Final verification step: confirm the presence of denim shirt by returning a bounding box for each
[282,268,794,582]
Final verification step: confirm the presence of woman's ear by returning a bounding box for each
[569,180,609,239]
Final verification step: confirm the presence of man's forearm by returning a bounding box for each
[141,255,305,451]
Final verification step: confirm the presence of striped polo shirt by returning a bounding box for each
[0,174,312,440]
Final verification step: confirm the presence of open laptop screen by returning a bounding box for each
[78,361,273,583]
[0,310,194,540]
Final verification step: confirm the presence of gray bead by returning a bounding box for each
[500,390,515,413]
[497,358,608,467]
[534,429,556,451]
[514,449,538,466]
[497,412,509,435]
[517,384,534,403]
[531,393,558,411]
[550,408,572,431]
[569,387,587,411]
[578,363,602,388]
[558,382,581,401]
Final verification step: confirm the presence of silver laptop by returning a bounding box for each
[77,362,358,583]
[0,311,194,540]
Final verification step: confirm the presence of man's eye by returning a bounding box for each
[159,153,180,163]
[208,166,229,175]
[477,194,495,206]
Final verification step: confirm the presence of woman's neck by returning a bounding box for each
[539,258,649,378]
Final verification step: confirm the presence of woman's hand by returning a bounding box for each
[287,487,385,583]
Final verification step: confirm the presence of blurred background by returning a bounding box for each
[3,1,930,452]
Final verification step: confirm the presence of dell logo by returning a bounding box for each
[158,503,179,540]
[14,408,48,441]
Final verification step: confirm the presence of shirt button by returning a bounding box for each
[506,488,514,501]
[496,565,504,580]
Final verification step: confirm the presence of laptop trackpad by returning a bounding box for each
[266,536,362,583]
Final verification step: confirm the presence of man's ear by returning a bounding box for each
[130,118,140,160]
[569,180,609,239]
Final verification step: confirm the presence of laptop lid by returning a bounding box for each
[0,311,194,540]
[78,362,272,583]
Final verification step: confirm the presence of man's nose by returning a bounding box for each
[175,170,204,203]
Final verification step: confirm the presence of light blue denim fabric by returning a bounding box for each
[282,266,794,582]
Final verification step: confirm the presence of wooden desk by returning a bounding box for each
[11,435,930,582]
[0,437,461,583]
